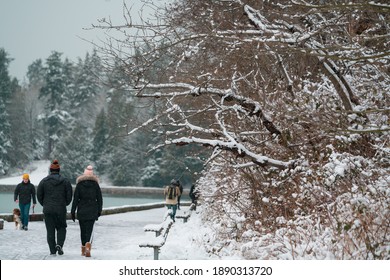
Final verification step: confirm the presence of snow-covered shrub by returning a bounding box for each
[197,143,389,259]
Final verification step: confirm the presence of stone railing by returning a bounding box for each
[0,185,189,195]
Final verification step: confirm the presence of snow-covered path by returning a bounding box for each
[0,205,209,260]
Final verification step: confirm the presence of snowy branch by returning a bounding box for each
[127,105,179,136]
[134,82,282,136]
[165,136,293,169]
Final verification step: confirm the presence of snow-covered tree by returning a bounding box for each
[25,59,47,160]
[103,84,143,185]
[38,51,105,180]
[39,51,74,157]
[52,121,92,183]
[7,83,35,167]
[91,108,109,171]
[71,50,102,116]
[27,59,46,87]
[0,49,16,175]
[0,100,12,175]
[96,0,389,259]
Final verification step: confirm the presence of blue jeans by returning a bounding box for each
[166,204,177,221]
[19,203,31,227]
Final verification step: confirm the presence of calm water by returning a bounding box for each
[0,192,164,214]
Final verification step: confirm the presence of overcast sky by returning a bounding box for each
[0,0,148,82]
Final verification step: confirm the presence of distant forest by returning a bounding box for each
[0,48,207,186]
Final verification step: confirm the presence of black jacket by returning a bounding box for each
[14,181,37,204]
[37,172,73,214]
[189,185,199,200]
[71,174,103,221]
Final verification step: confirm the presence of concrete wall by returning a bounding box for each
[0,202,191,224]
[0,185,16,192]
[0,185,189,195]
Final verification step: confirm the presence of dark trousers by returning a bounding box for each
[79,220,95,246]
[177,196,181,209]
[44,212,67,254]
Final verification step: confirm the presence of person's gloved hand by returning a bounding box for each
[71,213,76,222]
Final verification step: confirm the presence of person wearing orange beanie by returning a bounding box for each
[14,173,37,230]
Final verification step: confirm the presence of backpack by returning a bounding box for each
[167,186,176,199]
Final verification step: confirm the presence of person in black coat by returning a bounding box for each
[37,160,72,256]
[14,173,37,230]
[176,180,184,210]
[189,184,199,210]
[71,165,103,257]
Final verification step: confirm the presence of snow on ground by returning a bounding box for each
[0,160,212,260]
[0,206,211,260]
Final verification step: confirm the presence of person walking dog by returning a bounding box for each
[14,173,37,230]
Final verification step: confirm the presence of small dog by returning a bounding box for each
[13,208,22,230]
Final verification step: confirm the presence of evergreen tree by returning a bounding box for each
[104,88,130,184]
[39,51,73,157]
[52,122,91,183]
[0,49,15,175]
[0,100,12,175]
[61,58,75,110]
[72,51,102,110]
[92,108,109,173]
[8,84,32,167]
[27,59,45,87]
[141,144,204,187]
[103,66,145,185]
[26,59,47,160]
[0,49,14,101]
[39,51,66,110]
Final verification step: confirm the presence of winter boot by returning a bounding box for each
[81,246,86,256]
[85,242,91,257]
[55,245,64,255]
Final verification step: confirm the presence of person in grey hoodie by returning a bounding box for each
[37,160,72,256]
